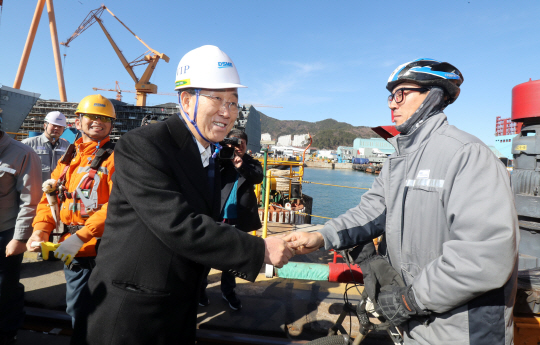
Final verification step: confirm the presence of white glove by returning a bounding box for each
[54,234,84,266]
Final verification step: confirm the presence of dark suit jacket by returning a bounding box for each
[73,115,265,345]
[220,155,263,232]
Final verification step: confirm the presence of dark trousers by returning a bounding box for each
[0,228,24,335]
[201,267,237,296]
[200,218,237,295]
[64,257,95,329]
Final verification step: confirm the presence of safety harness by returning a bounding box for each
[57,141,115,220]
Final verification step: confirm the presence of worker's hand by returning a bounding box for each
[377,285,430,327]
[54,234,85,267]
[264,236,295,268]
[26,230,49,252]
[6,239,27,257]
[233,152,243,169]
[282,231,325,255]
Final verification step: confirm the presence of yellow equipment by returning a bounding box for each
[40,242,60,261]
[75,94,116,119]
[61,5,169,106]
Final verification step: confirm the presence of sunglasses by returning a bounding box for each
[81,114,113,123]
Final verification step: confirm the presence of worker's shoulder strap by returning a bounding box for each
[89,141,115,171]
[79,141,115,190]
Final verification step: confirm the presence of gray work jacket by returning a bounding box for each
[319,113,518,345]
[0,133,43,239]
[22,134,70,183]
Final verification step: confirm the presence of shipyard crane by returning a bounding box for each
[93,81,176,102]
[61,5,169,106]
[13,0,67,101]
[93,81,283,108]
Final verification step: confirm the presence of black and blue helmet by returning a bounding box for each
[386,58,464,104]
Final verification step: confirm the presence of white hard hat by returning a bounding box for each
[44,111,67,127]
[175,45,246,90]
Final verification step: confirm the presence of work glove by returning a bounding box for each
[352,241,406,303]
[54,234,84,266]
[377,285,430,327]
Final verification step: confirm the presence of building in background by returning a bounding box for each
[494,116,520,160]
[317,149,337,160]
[336,146,354,162]
[292,134,310,147]
[353,138,395,163]
[277,135,292,146]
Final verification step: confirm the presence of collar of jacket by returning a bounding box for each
[388,112,448,156]
[0,131,12,156]
[75,136,111,155]
[39,133,60,148]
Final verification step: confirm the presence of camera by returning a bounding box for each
[218,137,241,160]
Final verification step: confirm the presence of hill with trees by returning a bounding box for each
[259,112,379,149]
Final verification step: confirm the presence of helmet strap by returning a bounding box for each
[395,87,445,135]
[178,89,223,158]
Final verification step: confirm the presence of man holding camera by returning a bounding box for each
[199,129,263,310]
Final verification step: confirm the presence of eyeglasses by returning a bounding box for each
[199,94,240,114]
[387,87,429,106]
[81,114,113,123]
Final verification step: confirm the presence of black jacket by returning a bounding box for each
[73,115,265,345]
[220,154,263,232]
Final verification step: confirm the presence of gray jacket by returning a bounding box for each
[0,132,43,239]
[320,113,518,345]
[22,133,70,183]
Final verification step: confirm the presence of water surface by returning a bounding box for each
[301,168,376,225]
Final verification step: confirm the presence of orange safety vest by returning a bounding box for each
[32,137,115,257]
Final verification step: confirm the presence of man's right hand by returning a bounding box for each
[263,236,295,268]
[282,232,324,255]
[26,230,49,252]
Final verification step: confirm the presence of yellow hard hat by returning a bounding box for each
[75,94,116,119]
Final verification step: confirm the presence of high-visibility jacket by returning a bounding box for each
[32,137,115,257]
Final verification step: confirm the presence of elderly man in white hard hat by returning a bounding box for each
[22,111,70,184]
[72,45,295,345]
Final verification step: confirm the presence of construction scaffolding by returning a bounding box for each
[109,99,178,141]
[19,100,262,145]
[19,99,179,142]
[19,99,78,140]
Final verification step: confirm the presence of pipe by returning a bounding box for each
[45,0,67,102]
[262,170,272,239]
[261,148,268,203]
[272,262,364,284]
[13,0,46,89]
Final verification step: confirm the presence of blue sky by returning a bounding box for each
[2,1,539,145]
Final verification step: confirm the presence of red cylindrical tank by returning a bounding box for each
[512,79,540,122]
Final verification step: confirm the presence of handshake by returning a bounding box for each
[263,231,325,268]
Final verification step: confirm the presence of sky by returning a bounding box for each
[1,0,540,145]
